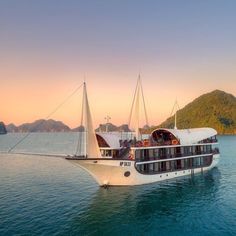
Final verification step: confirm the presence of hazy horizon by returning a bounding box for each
[1,1,236,128]
[4,88,235,130]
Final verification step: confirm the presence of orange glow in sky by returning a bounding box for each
[1,1,236,128]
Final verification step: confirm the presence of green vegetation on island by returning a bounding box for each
[158,90,236,134]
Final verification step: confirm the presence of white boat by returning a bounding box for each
[66,80,220,186]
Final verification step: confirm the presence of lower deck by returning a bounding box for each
[135,154,213,174]
[67,153,220,186]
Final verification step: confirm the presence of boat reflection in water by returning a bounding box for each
[69,168,221,235]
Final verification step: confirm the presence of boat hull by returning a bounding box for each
[67,154,220,186]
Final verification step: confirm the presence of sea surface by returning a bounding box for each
[0,134,235,236]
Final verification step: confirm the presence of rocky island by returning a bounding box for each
[0,122,7,134]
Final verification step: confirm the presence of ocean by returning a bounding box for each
[0,134,235,236]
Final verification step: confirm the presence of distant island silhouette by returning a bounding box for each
[0,122,7,134]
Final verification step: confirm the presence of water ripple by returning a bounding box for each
[0,135,236,235]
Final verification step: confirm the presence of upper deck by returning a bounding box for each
[96,128,218,159]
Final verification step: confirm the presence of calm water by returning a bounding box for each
[0,134,235,236]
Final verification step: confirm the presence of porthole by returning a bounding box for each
[183,171,185,173]
[175,172,177,175]
[166,174,168,176]
[160,175,162,178]
[124,171,130,177]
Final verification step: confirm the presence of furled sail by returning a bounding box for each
[128,75,149,140]
[79,82,101,158]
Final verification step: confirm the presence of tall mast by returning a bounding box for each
[104,115,111,133]
[128,75,149,140]
[174,110,177,130]
[135,78,140,139]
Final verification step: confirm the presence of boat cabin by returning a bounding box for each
[131,128,219,174]
[96,133,124,158]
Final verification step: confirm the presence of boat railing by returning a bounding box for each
[198,137,218,144]
[136,150,216,161]
[129,140,175,148]
[129,139,217,148]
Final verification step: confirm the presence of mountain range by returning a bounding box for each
[3,90,236,134]
[95,123,131,132]
[158,90,236,134]
[6,119,71,133]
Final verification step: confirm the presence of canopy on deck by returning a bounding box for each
[96,133,121,149]
[151,128,217,145]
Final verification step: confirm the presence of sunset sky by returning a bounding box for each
[1,1,236,128]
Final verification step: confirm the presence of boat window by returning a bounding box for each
[184,159,189,169]
[149,163,154,172]
[132,144,214,161]
[166,161,171,171]
[154,149,159,158]
[183,147,188,155]
[159,148,166,158]
[206,145,211,153]
[193,157,201,167]
[135,155,213,175]
[170,148,175,157]
[135,150,141,160]
[175,147,181,157]
[196,146,201,154]
[148,149,154,159]
[144,149,149,159]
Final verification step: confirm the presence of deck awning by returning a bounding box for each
[151,128,217,145]
[96,133,121,149]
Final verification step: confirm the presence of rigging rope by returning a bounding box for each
[140,78,149,126]
[8,82,84,153]
[128,79,139,127]
[169,100,180,117]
